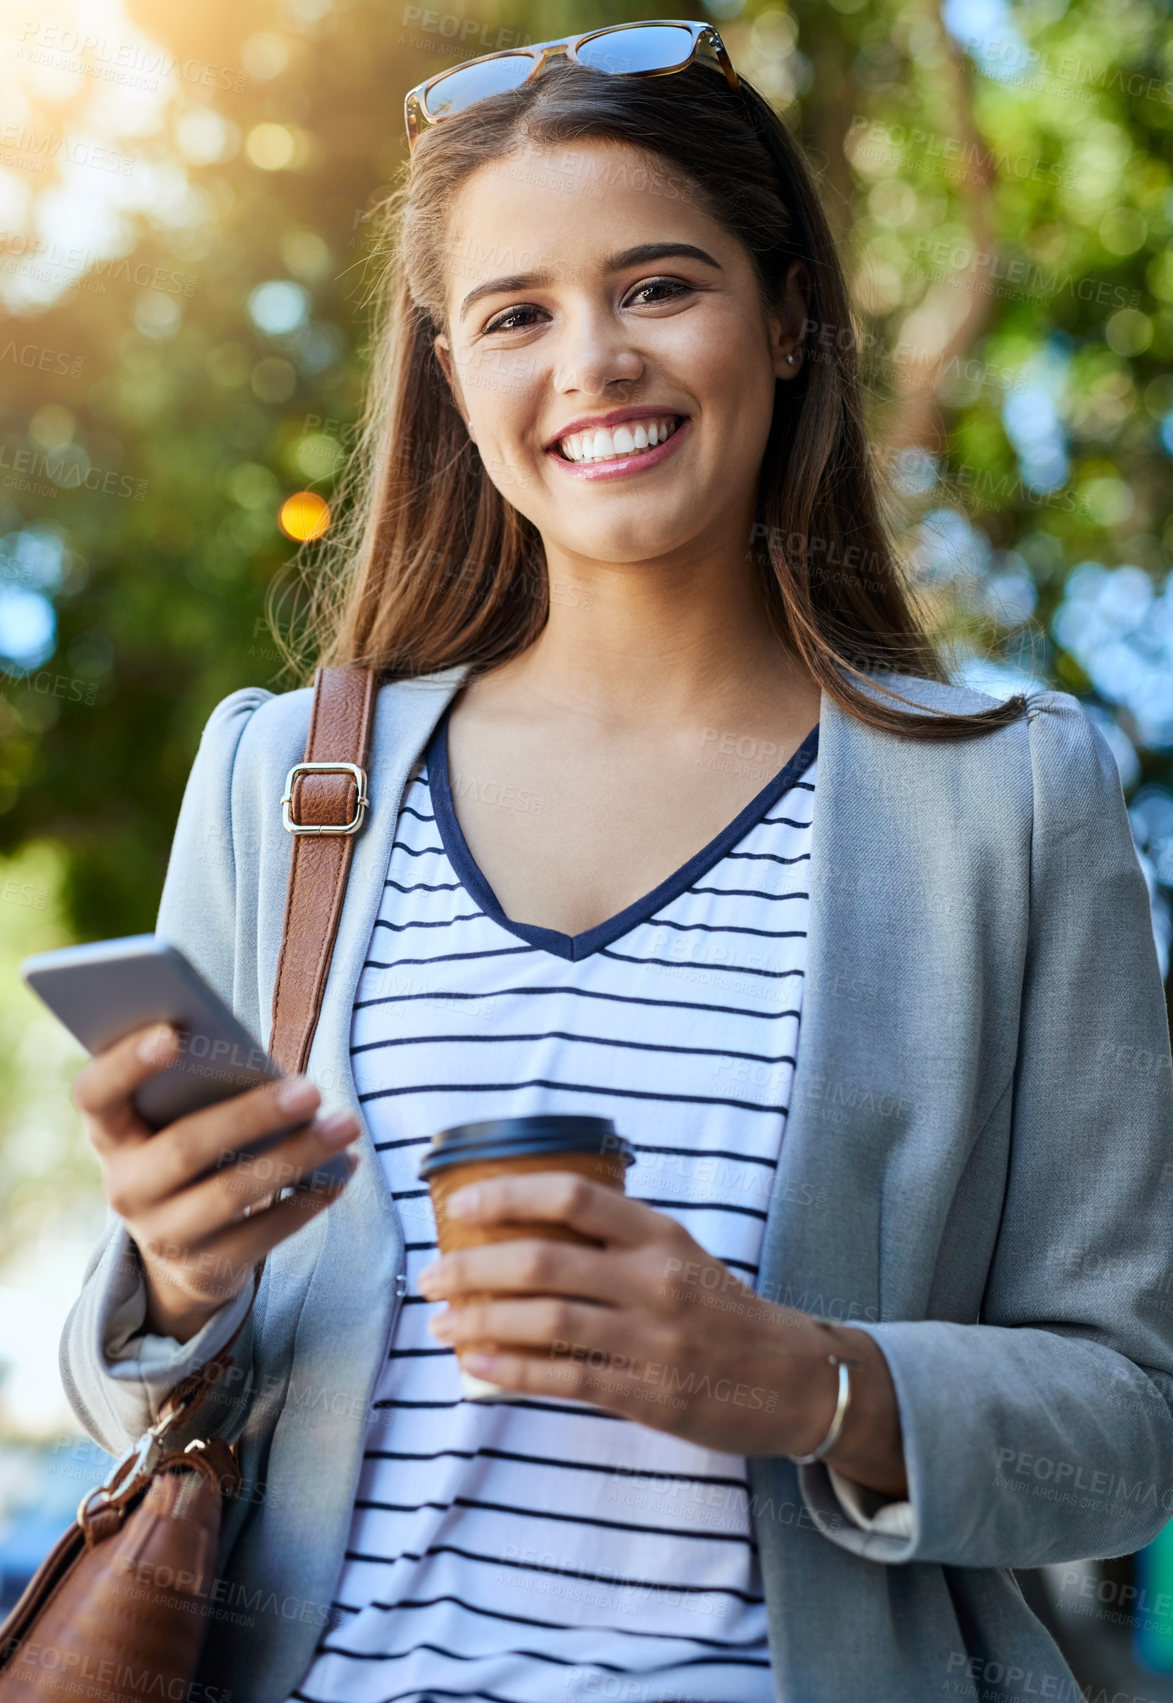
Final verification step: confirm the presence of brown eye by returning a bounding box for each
[626,278,692,307]
[484,305,545,335]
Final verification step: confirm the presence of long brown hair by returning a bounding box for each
[270,55,1034,740]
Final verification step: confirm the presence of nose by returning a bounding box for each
[551,304,644,398]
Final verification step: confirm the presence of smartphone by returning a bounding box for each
[19,933,351,1192]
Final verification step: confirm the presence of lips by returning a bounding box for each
[545,413,690,480]
[550,413,686,465]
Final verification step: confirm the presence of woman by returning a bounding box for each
[61,24,1173,1703]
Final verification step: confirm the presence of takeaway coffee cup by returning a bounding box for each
[418,1114,637,1401]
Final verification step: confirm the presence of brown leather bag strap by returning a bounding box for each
[269,664,377,1076]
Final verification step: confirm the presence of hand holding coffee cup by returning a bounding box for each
[416,1116,903,1482]
[418,1114,636,1399]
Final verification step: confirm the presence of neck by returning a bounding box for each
[491,537,815,731]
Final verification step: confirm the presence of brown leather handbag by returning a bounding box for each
[0,665,376,1703]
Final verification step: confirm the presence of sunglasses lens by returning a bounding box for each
[424,53,535,119]
[576,24,696,75]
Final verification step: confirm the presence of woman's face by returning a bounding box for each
[433,136,806,571]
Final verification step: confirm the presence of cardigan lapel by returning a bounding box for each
[752,665,1011,1331]
[752,679,889,1333]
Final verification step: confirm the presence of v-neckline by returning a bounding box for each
[423,707,820,964]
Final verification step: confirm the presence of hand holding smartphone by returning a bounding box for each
[20,934,363,1343]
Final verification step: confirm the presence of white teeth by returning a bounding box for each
[558,416,680,463]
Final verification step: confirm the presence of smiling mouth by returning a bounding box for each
[552,414,687,464]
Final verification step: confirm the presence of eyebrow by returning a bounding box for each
[458,242,724,321]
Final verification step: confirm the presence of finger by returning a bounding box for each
[455,1342,681,1427]
[117,1076,323,1215]
[137,1156,358,1303]
[419,1236,626,1306]
[72,1023,181,1151]
[442,1169,654,1248]
[148,1113,362,1245]
[431,1294,615,1357]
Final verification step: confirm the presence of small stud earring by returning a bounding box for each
[785,354,796,366]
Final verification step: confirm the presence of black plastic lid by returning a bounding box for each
[417,1113,636,1179]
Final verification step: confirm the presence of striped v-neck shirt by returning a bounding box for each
[288,711,819,1703]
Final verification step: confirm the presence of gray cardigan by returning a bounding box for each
[59,665,1173,1702]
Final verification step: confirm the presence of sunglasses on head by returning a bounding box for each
[404,19,740,152]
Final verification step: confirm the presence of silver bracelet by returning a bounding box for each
[789,1355,853,1466]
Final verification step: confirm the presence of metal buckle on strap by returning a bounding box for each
[281,761,369,835]
[78,1423,166,1522]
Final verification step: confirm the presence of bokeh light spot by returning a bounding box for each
[0,588,56,671]
[245,123,304,170]
[279,491,330,540]
[248,279,311,335]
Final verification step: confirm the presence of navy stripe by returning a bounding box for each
[342,1540,765,1601]
[600,946,804,979]
[723,849,811,865]
[326,1589,764,1649]
[389,838,446,858]
[372,914,484,933]
[311,1637,770,1674]
[355,982,800,1022]
[367,945,534,971]
[362,1447,749,1489]
[645,914,808,937]
[353,1492,758,1549]
[369,1395,629,1419]
[358,1076,789,1116]
[634,1142,779,1169]
[686,883,808,902]
[636,1195,770,1219]
[385,876,465,895]
[351,1027,798,1069]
